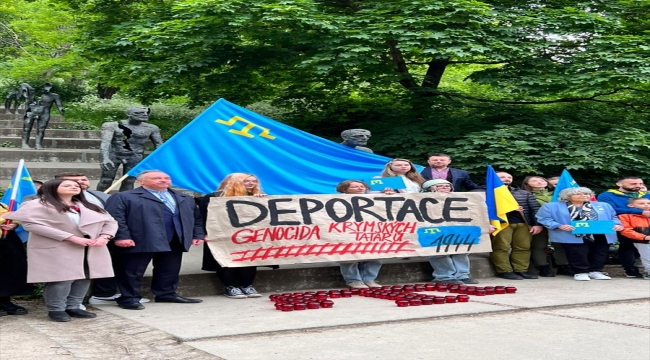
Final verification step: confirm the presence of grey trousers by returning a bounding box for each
[43,280,91,311]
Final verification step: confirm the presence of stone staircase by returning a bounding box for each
[0,112,118,188]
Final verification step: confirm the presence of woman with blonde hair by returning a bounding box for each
[379,158,425,193]
[200,173,266,298]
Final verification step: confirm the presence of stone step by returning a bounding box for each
[0,120,80,129]
[0,114,63,121]
[0,148,102,162]
[0,136,100,149]
[0,161,116,181]
[0,128,101,139]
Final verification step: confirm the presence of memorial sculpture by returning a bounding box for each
[21,83,65,150]
[97,107,164,192]
[4,83,35,114]
[340,129,373,153]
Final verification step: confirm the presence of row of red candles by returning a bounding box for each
[269,283,517,311]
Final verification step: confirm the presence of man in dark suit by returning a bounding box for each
[105,170,205,310]
[420,153,480,191]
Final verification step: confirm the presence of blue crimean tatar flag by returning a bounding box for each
[485,165,520,235]
[551,169,580,202]
[127,99,395,194]
[2,161,38,242]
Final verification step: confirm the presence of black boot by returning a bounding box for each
[48,311,71,322]
[0,298,27,315]
[537,265,555,277]
[515,271,539,279]
[556,265,575,276]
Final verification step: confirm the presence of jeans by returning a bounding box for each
[43,280,91,311]
[618,236,640,271]
[428,254,470,281]
[340,261,382,283]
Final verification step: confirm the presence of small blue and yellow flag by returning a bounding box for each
[126,99,397,194]
[2,160,37,242]
[485,165,520,235]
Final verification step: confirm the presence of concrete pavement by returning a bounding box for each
[1,275,648,359]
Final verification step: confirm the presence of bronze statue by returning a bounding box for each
[5,83,35,114]
[21,83,64,150]
[97,107,163,192]
[341,129,373,153]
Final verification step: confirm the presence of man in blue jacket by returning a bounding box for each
[105,170,206,310]
[420,153,480,191]
[597,176,650,278]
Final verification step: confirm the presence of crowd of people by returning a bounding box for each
[0,152,648,322]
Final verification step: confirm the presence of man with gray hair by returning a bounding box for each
[97,107,163,192]
[105,170,205,310]
[340,129,373,153]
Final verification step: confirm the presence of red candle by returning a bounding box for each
[329,293,341,298]
[341,292,352,298]
[433,297,446,304]
[392,285,403,290]
[320,300,334,308]
[269,294,279,301]
[281,293,292,297]
[485,289,495,295]
[409,299,422,306]
[293,292,304,296]
[475,290,486,296]
[316,294,328,301]
[484,286,495,291]
[466,289,476,295]
[414,285,425,292]
[424,284,436,291]
[458,285,468,291]
[421,298,434,305]
[293,303,307,310]
[395,300,409,307]
[457,295,470,302]
[274,303,283,310]
[304,291,316,295]
[457,289,467,294]
[466,286,476,291]
[350,288,360,295]
[449,288,459,294]
[316,291,328,295]
[445,296,457,303]
[281,304,293,311]
[505,286,517,294]
[307,302,320,309]
[494,288,506,294]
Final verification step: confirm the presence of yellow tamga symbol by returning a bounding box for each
[424,228,441,234]
[370,180,383,185]
[216,116,276,140]
[574,222,590,228]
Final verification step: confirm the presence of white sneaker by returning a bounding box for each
[347,281,369,289]
[574,273,590,281]
[139,298,150,303]
[588,271,611,280]
[89,294,120,305]
[363,280,382,288]
[79,304,87,310]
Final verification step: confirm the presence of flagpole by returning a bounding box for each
[1,159,25,239]
[103,174,129,194]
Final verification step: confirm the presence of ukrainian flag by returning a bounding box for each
[485,165,519,235]
[2,160,37,242]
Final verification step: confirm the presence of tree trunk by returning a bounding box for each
[97,83,119,99]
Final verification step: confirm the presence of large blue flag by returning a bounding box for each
[551,169,579,202]
[485,165,520,235]
[127,99,396,194]
[2,160,38,242]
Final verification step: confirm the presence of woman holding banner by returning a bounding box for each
[536,187,623,281]
[200,173,266,299]
[379,159,425,193]
[4,179,117,322]
[335,180,384,289]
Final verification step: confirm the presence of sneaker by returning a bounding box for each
[588,271,611,280]
[224,286,247,299]
[643,273,650,280]
[89,295,119,305]
[139,298,151,303]
[347,281,369,289]
[574,273,590,281]
[79,304,87,310]
[498,272,524,280]
[363,280,382,288]
[625,268,644,278]
[440,279,464,285]
[240,286,262,298]
[459,278,479,284]
[514,272,538,279]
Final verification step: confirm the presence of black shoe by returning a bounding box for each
[154,295,202,303]
[625,268,644,278]
[515,272,539,279]
[118,302,145,310]
[498,272,524,280]
[537,265,555,277]
[48,311,72,322]
[556,265,575,276]
[0,309,6,317]
[0,301,28,315]
[65,309,97,318]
